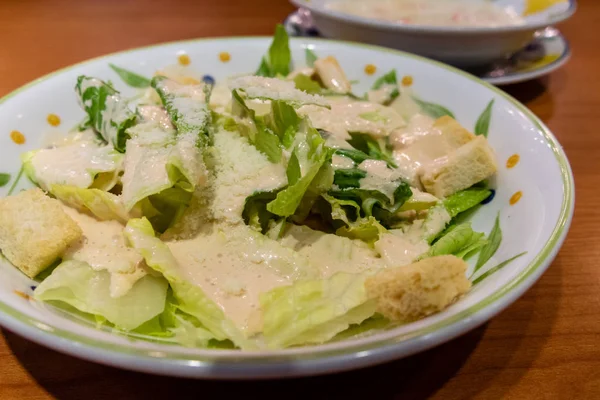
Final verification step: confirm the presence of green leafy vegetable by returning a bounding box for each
[124,218,252,348]
[305,48,318,67]
[371,70,399,103]
[51,185,129,222]
[266,100,301,148]
[255,24,291,77]
[34,260,168,331]
[0,173,10,188]
[333,168,366,189]
[294,74,323,94]
[260,272,376,348]
[472,252,527,285]
[109,64,151,88]
[254,122,283,163]
[347,133,397,168]
[336,216,386,243]
[334,148,370,164]
[359,111,390,122]
[474,213,502,272]
[412,96,455,119]
[475,99,494,137]
[242,190,280,233]
[426,223,487,259]
[75,76,137,152]
[151,76,211,144]
[443,188,492,217]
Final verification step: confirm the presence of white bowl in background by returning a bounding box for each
[291,0,576,66]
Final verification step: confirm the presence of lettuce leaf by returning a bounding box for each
[124,218,251,348]
[266,123,334,217]
[371,70,399,103]
[443,188,492,218]
[75,76,137,152]
[22,144,123,192]
[51,185,129,222]
[426,223,487,259]
[347,133,397,168]
[34,260,168,331]
[260,272,376,348]
[255,24,291,77]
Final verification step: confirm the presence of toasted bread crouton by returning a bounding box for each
[420,136,497,198]
[433,116,475,147]
[0,188,82,278]
[365,255,471,322]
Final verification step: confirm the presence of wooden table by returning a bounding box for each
[1,0,598,398]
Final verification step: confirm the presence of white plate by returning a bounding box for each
[290,0,576,66]
[285,10,571,86]
[0,37,574,379]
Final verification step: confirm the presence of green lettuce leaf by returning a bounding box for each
[124,218,251,348]
[260,272,376,348]
[109,64,151,88]
[333,168,366,189]
[255,24,291,77]
[51,185,129,222]
[426,223,487,259]
[443,188,492,217]
[151,76,211,146]
[371,69,399,103]
[294,74,323,94]
[347,133,397,168]
[75,76,137,152]
[34,260,168,331]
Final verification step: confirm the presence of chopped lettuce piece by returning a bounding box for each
[267,123,334,217]
[333,168,367,189]
[151,76,211,146]
[34,260,168,331]
[347,133,397,168]
[336,216,386,243]
[426,223,487,259]
[255,24,291,77]
[444,188,492,217]
[293,74,323,94]
[22,144,123,192]
[124,218,251,348]
[260,272,376,348]
[75,76,137,152]
[109,64,151,88]
[51,185,129,222]
[474,213,502,272]
[371,69,399,103]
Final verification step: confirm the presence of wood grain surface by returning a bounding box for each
[1,0,599,399]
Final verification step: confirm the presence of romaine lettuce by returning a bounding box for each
[260,272,376,348]
[34,260,167,331]
[426,223,487,259]
[51,185,130,222]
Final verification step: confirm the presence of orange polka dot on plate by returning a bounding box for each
[364,64,377,75]
[10,130,25,145]
[509,191,522,205]
[506,154,520,169]
[219,52,231,63]
[402,75,413,86]
[47,113,61,127]
[178,54,191,66]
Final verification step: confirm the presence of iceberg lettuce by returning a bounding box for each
[124,218,252,348]
[34,260,167,331]
[260,272,376,348]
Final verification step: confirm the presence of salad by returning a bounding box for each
[0,26,507,350]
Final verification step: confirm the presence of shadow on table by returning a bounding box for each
[2,257,564,400]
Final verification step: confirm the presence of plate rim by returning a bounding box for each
[0,36,575,378]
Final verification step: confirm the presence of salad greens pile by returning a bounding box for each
[12,25,522,351]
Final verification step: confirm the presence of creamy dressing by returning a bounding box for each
[30,142,122,191]
[298,101,405,139]
[137,105,174,130]
[358,159,403,201]
[367,84,398,105]
[374,233,428,266]
[166,224,316,334]
[279,225,388,277]
[228,76,329,107]
[41,128,100,149]
[332,154,355,169]
[390,113,469,188]
[61,205,146,298]
[326,0,524,27]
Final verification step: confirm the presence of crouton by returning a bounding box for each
[0,188,82,278]
[313,56,351,94]
[365,255,471,322]
[433,116,475,147]
[420,136,497,198]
